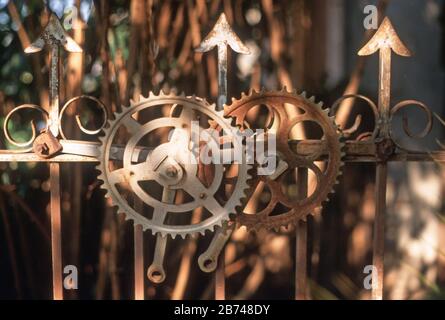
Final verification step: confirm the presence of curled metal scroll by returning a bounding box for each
[59,95,108,140]
[330,94,379,140]
[389,100,433,151]
[2,104,49,152]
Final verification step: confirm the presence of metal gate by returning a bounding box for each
[0,9,444,301]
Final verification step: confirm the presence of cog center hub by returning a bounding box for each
[155,157,184,187]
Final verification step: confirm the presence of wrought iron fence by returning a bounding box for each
[0,10,444,301]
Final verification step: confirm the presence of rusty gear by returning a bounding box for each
[224,89,344,231]
[97,92,251,238]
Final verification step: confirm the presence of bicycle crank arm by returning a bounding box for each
[198,223,234,273]
[147,233,168,284]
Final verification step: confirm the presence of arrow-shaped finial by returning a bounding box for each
[24,14,82,136]
[358,17,413,142]
[25,14,82,54]
[196,13,250,110]
[195,13,250,54]
[358,17,411,57]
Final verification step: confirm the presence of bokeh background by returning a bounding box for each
[0,0,444,299]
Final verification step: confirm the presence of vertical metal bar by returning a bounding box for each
[371,38,391,302]
[378,47,391,136]
[147,188,174,284]
[50,163,63,300]
[195,13,250,300]
[295,167,308,300]
[214,39,227,298]
[134,224,144,300]
[357,19,409,299]
[215,251,226,300]
[49,45,60,137]
[49,41,63,300]
[372,163,387,300]
[217,44,227,110]
[214,22,227,302]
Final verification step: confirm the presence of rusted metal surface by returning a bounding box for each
[134,224,144,300]
[358,17,409,300]
[196,13,250,110]
[199,224,234,273]
[2,104,48,151]
[196,13,250,299]
[96,93,250,239]
[295,168,308,300]
[50,163,63,300]
[0,153,97,162]
[25,14,82,137]
[195,13,250,300]
[0,12,444,301]
[288,140,445,162]
[147,233,168,284]
[1,139,444,163]
[22,13,85,301]
[225,89,343,231]
[32,131,63,158]
[146,187,175,284]
[373,163,387,300]
[24,14,82,54]
[215,250,226,300]
[58,95,109,140]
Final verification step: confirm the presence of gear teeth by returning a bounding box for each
[96,92,252,239]
[223,88,344,232]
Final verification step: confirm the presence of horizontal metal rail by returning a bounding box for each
[0,140,443,163]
